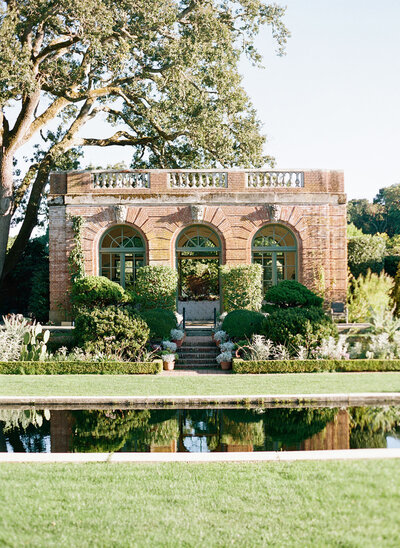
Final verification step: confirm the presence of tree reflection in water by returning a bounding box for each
[262,408,338,450]
[2,406,400,453]
[0,409,50,452]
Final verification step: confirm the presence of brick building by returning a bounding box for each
[48,168,347,322]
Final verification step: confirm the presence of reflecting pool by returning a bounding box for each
[1,406,400,453]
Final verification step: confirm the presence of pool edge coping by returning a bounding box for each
[1,448,400,463]
[1,392,400,408]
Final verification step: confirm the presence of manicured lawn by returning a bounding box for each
[0,460,398,547]
[0,372,400,397]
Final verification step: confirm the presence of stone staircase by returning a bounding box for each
[176,325,219,369]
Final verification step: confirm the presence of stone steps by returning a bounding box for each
[176,328,219,369]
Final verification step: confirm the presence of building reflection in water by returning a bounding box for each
[3,406,399,453]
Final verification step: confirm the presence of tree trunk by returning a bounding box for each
[0,149,14,282]
[2,158,52,280]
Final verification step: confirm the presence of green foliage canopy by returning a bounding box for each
[0,0,289,283]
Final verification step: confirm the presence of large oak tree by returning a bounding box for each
[0,0,288,283]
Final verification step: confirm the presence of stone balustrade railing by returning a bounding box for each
[246,171,304,188]
[169,171,228,188]
[50,168,343,195]
[93,170,150,189]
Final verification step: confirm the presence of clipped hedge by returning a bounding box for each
[233,358,400,374]
[222,309,265,339]
[0,360,163,375]
[74,306,149,360]
[263,306,337,348]
[70,275,128,310]
[134,266,178,310]
[220,264,263,312]
[139,308,177,340]
[264,280,323,309]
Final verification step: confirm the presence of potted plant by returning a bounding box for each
[161,351,178,371]
[213,330,227,347]
[220,341,235,353]
[162,340,177,352]
[216,350,232,370]
[170,328,185,347]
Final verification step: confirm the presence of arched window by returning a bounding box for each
[99,225,146,290]
[252,224,297,291]
[176,225,221,300]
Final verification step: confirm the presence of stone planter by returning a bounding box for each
[163,360,175,371]
[220,361,232,370]
[178,300,220,321]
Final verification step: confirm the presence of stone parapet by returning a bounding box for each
[49,169,345,197]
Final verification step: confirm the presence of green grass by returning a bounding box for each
[0,461,399,547]
[0,372,400,397]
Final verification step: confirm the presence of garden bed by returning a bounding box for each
[0,360,163,375]
[233,358,400,374]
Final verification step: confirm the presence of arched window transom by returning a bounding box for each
[252,224,297,291]
[99,225,146,290]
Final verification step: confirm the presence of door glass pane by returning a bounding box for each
[125,255,134,290]
[276,253,284,281]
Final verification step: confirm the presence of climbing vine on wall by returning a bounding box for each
[68,215,85,282]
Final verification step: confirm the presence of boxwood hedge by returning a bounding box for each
[233,358,400,374]
[0,360,163,375]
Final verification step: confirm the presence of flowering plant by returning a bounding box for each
[170,329,184,341]
[216,351,232,364]
[162,340,177,352]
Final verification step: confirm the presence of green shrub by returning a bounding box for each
[233,358,400,374]
[220,264,263,312]
[222,309,265,339]
[348,270,394,323]
[70,276,128,310]
[139,309,177,340]
[384,255,400,277]
[0,360,162,374]
[264,280,323,309]
[391,261,400,317]
[135,266,178,311]
[263,307,337,350]
[348,234,386,278]
[74,306,149,360]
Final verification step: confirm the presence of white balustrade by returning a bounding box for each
[246,171,304,188]
[169,171,228,188]
[93,171,150,189]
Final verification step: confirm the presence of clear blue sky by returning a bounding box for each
[73,1,400,200]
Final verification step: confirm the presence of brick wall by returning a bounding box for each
[49,169,347,322]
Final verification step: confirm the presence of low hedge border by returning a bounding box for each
[0,360,163,375]
[233,358,400,374]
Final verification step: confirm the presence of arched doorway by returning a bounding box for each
[99,225,146,290]
[252,224,297,292]
[176,225,221,319]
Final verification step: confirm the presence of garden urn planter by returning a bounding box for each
[220,361,232,370]
[163,360,175,371]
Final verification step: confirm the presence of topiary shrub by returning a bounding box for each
[220,264,263,312]
[134,266,178,311]
[74,306,149,360]
[264,280,323,309]
[263,306,337,351]
[70,276,128,311]
[222,309,265,339]
[139,309,178,340]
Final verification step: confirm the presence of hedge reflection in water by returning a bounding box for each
[1,407,400,453]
